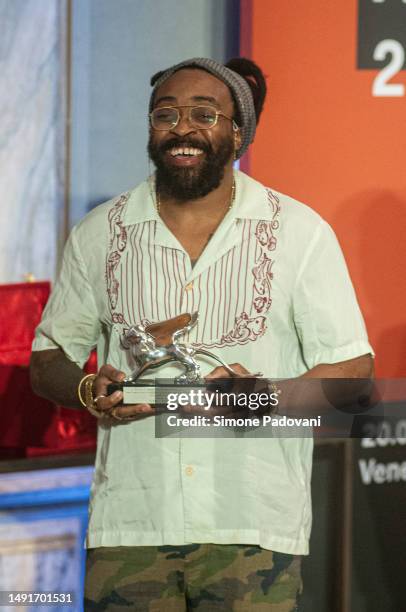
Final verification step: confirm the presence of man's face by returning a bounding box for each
[148,69,238,200]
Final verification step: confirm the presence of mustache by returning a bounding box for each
[158,137,211,155]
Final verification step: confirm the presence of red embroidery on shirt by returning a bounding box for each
[106,186,281,349]
[106,193,130,322]
[195,188,280,348]
[201,312,266,348]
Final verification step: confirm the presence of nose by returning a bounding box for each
[170,109,196,136]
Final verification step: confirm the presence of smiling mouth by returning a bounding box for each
[168,146,204,157]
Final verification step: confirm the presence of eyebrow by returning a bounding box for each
[154,95,177,106]
[191,96,220,108]
[153,95,221,108]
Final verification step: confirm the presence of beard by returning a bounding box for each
[148,134,234,201]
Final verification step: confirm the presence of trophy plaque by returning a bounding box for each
[107,311,238,405]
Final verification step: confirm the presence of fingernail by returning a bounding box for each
[114,391,123,400]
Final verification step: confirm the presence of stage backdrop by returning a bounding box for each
[241,0,406,378]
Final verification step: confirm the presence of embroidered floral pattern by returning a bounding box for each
[210,311,267,347]
[196,188,281,348]
[106,193,130,322]
[105,185,281,349]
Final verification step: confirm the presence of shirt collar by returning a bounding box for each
[121,178,159,226]
[121,170,276,227]
[231,170,277,221]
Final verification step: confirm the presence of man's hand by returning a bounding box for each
[30,348,154,420]
[93,365,154,421]
[205,362,252,380]
[181,362,258,419]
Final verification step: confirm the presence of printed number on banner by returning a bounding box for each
[372,39,405,97]
[361,419,406,447]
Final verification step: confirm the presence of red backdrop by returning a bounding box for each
[0,282,96,457]
[241,0,406,376]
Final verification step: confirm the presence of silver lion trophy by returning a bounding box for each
[108,311,237,405]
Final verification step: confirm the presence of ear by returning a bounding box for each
[233,125,242,157]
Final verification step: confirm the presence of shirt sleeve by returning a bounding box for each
[32,226,102,368]
[293,220,374,369]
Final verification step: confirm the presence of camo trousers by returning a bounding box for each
[84,544,302,611]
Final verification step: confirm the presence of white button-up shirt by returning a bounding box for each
[33,170,372,554]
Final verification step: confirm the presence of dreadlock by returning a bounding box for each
[225,57,267,125]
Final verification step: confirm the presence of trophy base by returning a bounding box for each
[107,379,160,405]
[107,379,206,406]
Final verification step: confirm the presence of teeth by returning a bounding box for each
[169,147,203,157]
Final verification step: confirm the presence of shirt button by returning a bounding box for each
[184,282,194,291]
[185,466,194,476]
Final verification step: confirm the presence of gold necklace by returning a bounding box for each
[156,178,236,215]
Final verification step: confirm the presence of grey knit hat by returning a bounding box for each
[149,57,257,159]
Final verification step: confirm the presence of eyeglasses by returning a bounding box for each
[150,105,238,131]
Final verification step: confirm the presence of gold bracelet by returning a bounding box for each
[84,373,103,417]
[78,373,97,408]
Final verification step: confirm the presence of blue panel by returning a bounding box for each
[0,487,90,508]
[0,466,94,611]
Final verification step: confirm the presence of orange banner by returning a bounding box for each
[243,0,406,376]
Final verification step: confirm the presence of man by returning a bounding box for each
[30,57,373,610]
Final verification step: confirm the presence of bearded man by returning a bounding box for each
[30,57,373,611]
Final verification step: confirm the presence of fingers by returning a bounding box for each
[93,364,126,399]
[94,392,154,422]
[94,388,154,418]
[98,364,126,382]
[90,364,154,422]
[229,363,252,376]
[94,389,124,414]
[109,403,155,422]
[205,363,252,380]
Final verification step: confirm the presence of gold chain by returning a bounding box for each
[156,178,236,215]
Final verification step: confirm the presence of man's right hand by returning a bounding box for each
[92,364,154,421]
[30,348,154,420]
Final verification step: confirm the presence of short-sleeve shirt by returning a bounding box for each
[32,170,373,554]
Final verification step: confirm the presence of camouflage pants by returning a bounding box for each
[84,544,302,611]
